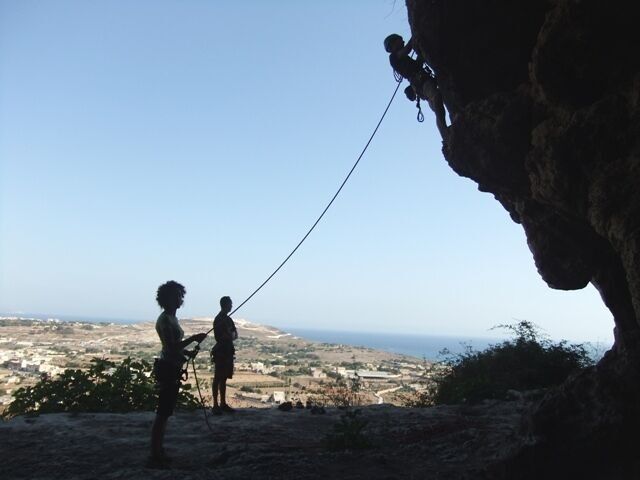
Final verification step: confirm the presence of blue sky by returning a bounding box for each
[0,1,614,344]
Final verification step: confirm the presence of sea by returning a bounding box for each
[282,327,502,361]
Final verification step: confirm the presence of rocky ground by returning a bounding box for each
[0,400,529,480]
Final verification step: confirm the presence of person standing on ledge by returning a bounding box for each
[384,33,449,140]
[210,296,238,414]
[149,280,206,468]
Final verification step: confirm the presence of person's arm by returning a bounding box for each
[399,37,414,56]
[228,318,238,341]
[231,325,238,341]
[215,318,237,342]
[402,37,428,66]
[161,324,206,350]
[179,333,206,348]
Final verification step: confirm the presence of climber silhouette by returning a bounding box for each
[148,281,206,468]
[210,296,238,414]
[384,33,448,139]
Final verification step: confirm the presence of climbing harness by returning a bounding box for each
[187,78,403,431]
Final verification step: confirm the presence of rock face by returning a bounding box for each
[405,0,640,476]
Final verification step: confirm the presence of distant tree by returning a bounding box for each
[325,370,340,380]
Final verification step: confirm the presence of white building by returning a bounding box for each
[338,369,401,380]
[251,362,274,374]
[310,368,327,379]
[269,391,286,404]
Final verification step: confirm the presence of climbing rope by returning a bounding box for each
[190,356,217,433]
[187,79,403,423]
[204,77,403,332]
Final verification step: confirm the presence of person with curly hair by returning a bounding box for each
[148,280,206,468]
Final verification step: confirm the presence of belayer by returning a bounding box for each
[384,33,449,140]
[148,280,207,468]
[210,296,238,414]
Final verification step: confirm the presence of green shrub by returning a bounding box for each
[432,321,593,405]
[323,409,372,451]
[400,373,441,408]
[2,357,200,419]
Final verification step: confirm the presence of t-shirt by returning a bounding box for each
[156,311,186,367]
[213,312,237,358]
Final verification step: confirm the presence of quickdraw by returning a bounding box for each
[416,98,424,123]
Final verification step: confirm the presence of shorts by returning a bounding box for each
[156,382,180,418]
[214,355,234,380]
[154,358,182,418]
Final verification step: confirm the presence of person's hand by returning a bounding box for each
[193,332,207,343]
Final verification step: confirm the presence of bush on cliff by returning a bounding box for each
[407,321,593,406]
[2,357,200,419]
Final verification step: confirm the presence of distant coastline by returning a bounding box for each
[280,327,610,362]
[282,327,502,361]
[1,313,609,361]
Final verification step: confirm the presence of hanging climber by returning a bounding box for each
[384,33,448,140]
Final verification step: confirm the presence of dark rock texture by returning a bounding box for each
[405,0,640,476]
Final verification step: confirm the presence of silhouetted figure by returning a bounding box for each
[148,281,206,468]
[384,33,448,140]
[210,296,238,414]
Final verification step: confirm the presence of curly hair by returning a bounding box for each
[156,281,186,309]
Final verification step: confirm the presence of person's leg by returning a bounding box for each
[220,378,236,412]
[428,93,449,140]
[150,379,179,459]
[212,376,219,406]
[211,372,223,414]
[220,378,227,406]
[150,414,167,457]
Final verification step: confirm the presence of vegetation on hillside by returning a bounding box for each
[2,357,200,419]
[405,321,593,406]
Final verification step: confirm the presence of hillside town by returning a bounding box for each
[0,317,445,411]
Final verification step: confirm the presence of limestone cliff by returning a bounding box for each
[405,0,640,476]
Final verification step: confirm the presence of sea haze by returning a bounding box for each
[282,327,503,361]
